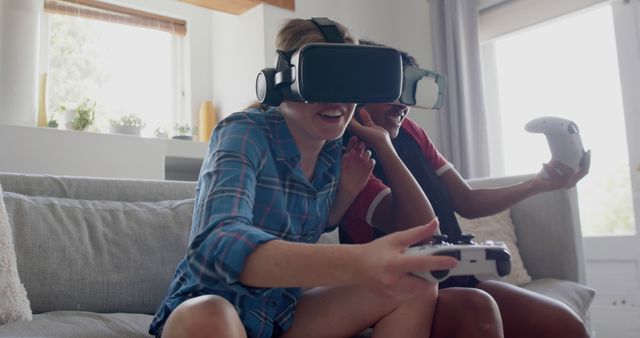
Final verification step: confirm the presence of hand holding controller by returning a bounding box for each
[525,116,585,178]
[404,234,512,283]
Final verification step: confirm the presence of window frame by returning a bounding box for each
[39,0,190,136]
[479,0,640,238]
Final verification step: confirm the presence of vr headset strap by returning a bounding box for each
[310,17,345,43]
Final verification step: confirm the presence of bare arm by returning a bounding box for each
[328,137,375,226]
[441,150,591,219]
[349,109,435,232]
[239,220,457,291]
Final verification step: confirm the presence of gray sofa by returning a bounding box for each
[0,172,595,337]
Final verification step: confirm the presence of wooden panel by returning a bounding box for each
[262,0,294,11]
[179,0,294,15]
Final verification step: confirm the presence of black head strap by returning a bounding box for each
[310,17,345,43]
[274,49,294,71]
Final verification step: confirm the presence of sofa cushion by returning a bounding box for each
[0,184,32,325]
[0,311,151,338]
[456,209,532,285]
[2,192,193,315]
[521,278,595,321]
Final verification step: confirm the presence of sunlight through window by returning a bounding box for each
[46,13,184,136]
[484,5,635,236]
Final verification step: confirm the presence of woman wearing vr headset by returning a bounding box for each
[340,42,591,338]
[149,18,463,338]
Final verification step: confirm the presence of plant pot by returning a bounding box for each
[154,130,168,139]
[64,109,77,130]
[172,135,192,141]
[110,125,141,136]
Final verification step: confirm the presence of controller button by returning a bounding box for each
[496,260,512,276]
[568,122,579,134]
[486,248,511,261]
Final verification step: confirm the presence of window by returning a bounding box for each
[42,0,188,136]
[481,3,637,236]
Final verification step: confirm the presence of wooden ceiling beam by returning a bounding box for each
[179,0,294,15]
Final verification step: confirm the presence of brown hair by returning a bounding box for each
[276,18,357,52]
[358,39,419,68]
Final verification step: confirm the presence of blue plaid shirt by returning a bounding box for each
[149,108,342,338]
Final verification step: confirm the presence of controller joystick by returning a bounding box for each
[525,116,585,179]
[405,234,511,283]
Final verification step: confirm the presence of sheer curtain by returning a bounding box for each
[429,0,490,179]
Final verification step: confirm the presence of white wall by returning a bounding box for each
[0,0,43,126]
[210,5,266,115]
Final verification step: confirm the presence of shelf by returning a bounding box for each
[0,124,207,181]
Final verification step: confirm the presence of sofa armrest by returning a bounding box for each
[467,174,587,284]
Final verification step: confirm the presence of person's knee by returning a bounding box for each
[163,295,246,338]
[437,288,502,336]
[462,289,502,334]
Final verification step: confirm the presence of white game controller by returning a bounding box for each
[525,116,585,178]
[404,237,512,283]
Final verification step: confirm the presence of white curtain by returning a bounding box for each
[429,0,490,179]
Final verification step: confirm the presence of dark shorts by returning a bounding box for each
[154,322,284,338]
[155,326,163,338]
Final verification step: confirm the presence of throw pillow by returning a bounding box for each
[456,209,532,286]
[521,278,595,321]
[0,184,32,324]
[2,192,193,315]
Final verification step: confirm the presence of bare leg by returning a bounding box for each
[161,295,247,338]
[281,283,438,338]
[432,288,504,338]
[477,280,589,338]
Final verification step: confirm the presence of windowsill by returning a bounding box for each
[0,124,207,181]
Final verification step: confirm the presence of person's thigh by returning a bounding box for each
[281,285,431,338]
[282,285,504,338]
[477,280,589,338]
[162,295,247,338]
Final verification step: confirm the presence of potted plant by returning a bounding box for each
[61,99,96,131]
[47,113,59,129]
[109,114,145,136]
[154,127,168,139]
[172,123,194,140]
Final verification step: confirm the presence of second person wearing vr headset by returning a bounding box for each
[341,42,591,338]
[149,18,459,338]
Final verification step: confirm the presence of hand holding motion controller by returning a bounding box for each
[525,116,586,178]
[404,234,511,283]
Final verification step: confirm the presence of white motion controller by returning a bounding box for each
[525,116,585,177]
